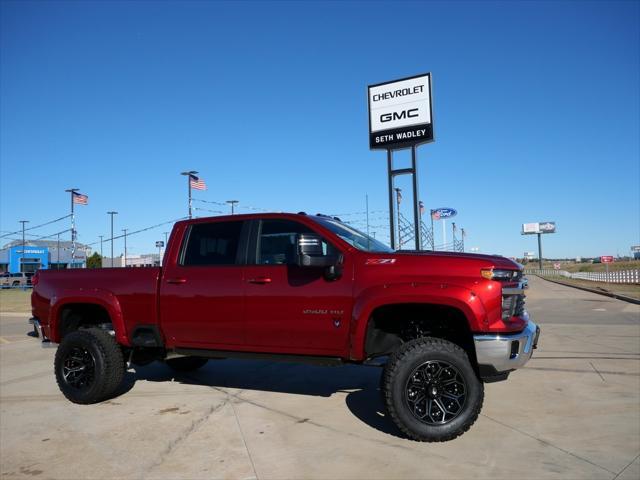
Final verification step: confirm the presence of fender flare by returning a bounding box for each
[349,282,486,360]
[49,288,129,345]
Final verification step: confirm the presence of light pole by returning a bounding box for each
[65,188,79,267]
[180,171,198,219]
[107,212,118,267]
[226,200,239,215]
[122,229,128,267]
[19,220,29,273]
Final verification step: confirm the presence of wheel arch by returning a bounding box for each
[50,291,128,345]
[350,284,485,361]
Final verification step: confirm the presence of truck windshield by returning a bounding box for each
[311,217,394,253]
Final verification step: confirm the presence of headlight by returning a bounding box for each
[481,268,518,281]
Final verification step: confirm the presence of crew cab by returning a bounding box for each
[30,213,539,441]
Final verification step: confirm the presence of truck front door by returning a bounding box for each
[243,219,352,357]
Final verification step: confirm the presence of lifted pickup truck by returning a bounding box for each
[30,213,539,441]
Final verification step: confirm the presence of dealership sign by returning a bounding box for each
[368,73,434,149]
[522,221,556,235]
[431,208,457,220]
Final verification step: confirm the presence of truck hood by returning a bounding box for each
[390,251,522,270]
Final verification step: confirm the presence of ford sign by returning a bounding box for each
[539,221,556,233]
[432,208,457,219]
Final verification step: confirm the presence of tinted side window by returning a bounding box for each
[182,221,243,266]
[258,220,336,265]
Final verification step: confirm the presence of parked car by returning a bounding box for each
[30,213,539,442]
[0,272,31,288]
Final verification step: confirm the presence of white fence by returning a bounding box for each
[525,269,640,284]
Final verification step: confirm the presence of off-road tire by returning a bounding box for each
[382,337,484,442]
[165,356,209,372]
[54,328,125,404]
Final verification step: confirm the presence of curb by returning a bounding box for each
[534,275,640,305]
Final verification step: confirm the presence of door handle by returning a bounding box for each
[166,278,187,284]
[248,277,272,285]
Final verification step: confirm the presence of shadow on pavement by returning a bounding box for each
[123,358,403,438]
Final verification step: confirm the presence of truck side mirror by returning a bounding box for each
[295,233,339,268]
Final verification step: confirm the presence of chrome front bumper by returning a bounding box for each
[29,318,56,348]
[474,318,539,375]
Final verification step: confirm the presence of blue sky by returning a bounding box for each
[1,0,638,259]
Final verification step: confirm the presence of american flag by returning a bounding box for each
[419,201,425,215]
[189,174,207,190]
[73,192,89,205]
[431,210,440,220]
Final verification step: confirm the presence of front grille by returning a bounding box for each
[502,293,526,320]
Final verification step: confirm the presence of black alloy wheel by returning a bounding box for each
[61,346,96,391]
[405,360,466,425]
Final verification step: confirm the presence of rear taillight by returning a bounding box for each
[32,271,39,287]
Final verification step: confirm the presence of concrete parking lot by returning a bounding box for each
[1,276,639,479]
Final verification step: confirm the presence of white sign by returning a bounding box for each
[522,221,556,235]
[368,73,433,149]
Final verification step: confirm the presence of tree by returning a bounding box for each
[86,252,103,269]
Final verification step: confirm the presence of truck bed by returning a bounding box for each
[32,267,161,344]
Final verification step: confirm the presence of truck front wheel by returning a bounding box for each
[382,337,484,442]
[54,328,125,404]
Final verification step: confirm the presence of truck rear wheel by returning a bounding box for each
[382,337,484,442]
[54,328,125,404]
[165,356,208,372]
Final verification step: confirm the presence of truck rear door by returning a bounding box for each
[159,219,248,348]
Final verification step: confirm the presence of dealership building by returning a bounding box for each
[0,240,89,273]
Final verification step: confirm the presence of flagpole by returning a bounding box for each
[442,219,446,250]
[65,188,79,269]
[430,210,435,251]
[181,171,198,219]
[188,177,192,219]
[394,188,402,249]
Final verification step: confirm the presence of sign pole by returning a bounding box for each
[606,262,609,284]
[411,145,421,250]
[387,149,395,249]
[537,232,543,270]
[442,219,446,249]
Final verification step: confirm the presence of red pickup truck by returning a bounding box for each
[30,213,539,442]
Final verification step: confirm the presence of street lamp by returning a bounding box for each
[122,229,128,267]
[19,220,29,273]
[180,171,198,219]
[107,212,118,267]
[226,200,239,215]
